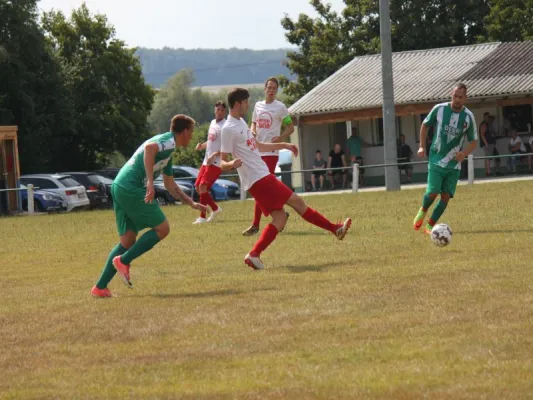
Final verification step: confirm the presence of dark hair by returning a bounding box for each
[454,82,467,94]
[227,88,250,108]
[170,114,195,134]
[484,112,490,116]
[264,77,279,89]
[316,150,321,154]
[215,100,227,109]
[399,133,405,138]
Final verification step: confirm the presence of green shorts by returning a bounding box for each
[426,163,460,198]
[112,184,166,235]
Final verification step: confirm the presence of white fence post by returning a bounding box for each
[240,184,246,201]
[352,163,359,193]
[467,154,474,186]
[27,184,35,213]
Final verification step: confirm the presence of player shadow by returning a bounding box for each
[281,231,331,237]
[137,286,277,299]
[456,228,533,235]
[283,261,349,273]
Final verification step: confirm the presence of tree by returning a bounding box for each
[0,0,75,173]
[42,4,154,170]
[485,0,533,41]
[280,0,491,105]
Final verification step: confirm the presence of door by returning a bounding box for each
[3,139,17,211]
[0,140,6,214]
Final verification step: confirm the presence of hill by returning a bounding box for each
[136,48,295,88]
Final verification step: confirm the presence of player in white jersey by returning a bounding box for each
[193,101,227,224]
[242,77,295,236]
[220,88,352,270]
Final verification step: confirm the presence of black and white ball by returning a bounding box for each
[430,223,452,247]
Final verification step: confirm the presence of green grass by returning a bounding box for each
[1,181,533,399]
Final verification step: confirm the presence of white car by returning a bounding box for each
[20,174,90,212]
[275,149,293,180]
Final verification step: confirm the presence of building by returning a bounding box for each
[287,41,533,191]
[0,126,21,214]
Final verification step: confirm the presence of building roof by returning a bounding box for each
[289,41,533,116]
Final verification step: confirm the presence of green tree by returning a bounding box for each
[485,0,533,41]
[0,0,75,173]
[42,4,154,170]
[280,0,491,104]
[171,123,209,168]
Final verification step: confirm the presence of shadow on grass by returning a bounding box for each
[283,261,349,273]
[281,231,330,237]
[136,287,277,299]
[456,228,533,235]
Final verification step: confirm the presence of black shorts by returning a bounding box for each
[312,171,326,177]
[329,169,346,176]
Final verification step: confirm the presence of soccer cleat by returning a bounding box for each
[193,217,207,224]
[242,225,260,236]
[207,207,222,223]
[413,208,426,231]
[113,256,133,289]
[91,285,113,298]
[244,253,264,270]
[335,218,352,240]
[424,223,434,235]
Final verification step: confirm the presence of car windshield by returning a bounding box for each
[58,177,81,187]
[84,174,102,186]
[174,166,199,177]
[96,175,113,184]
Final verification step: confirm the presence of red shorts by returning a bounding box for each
[249,174,293,217]
[195,165,222,189]
[262,156,278,174]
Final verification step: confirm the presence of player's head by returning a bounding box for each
[227,88,250,117]
[264,77,279,101]
[315,150,322,159]
[510,128,517,138]
[483,112,490,122]
[400,133,405,143]
[351,127,358,136]
[214,100,227,121]
[451,83,467,110]
[334,143,342,153]
[170,114,195,146]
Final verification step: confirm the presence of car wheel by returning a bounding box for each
[155,196,168,206]
[34,201,44,212]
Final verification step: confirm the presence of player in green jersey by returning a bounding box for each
[413,83,478,234]
[91,114,207,298]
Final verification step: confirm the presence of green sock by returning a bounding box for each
[429,200,448,225]
[96,244,127,289]
[422,194,436,211]
[121,230,161,265]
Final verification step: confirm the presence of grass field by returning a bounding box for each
[1,181,533,399]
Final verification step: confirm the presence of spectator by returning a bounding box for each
[508,129,526,174]
[489,115,501,175]
[311,150,326,191]
[479,112,497,176]
[328,144,347,189]
[346,127,368,186]
[398,134,413,182]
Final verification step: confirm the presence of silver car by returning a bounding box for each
[20,174,90,212]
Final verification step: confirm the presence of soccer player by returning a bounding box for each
[413,83,477,234]
[91,114,207,298]
[242,77,294,236]
[193,100,227,224]
[220,88,352,270]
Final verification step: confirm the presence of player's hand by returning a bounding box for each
[272,136,281,143]
[195,143,202,151]
[232,159,243,169]
[191,202,208,212]
[417,147,425,158]
[207,155,214,165]
[145,181,155,203]
[455,151,466,163]
[286,143,299,157]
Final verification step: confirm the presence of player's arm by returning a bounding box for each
[455,116,478,162]
[257,142,298,157]
[143,142,159,203]
[250,122,257,137]
[162,174,205,212]
[273,115,294,143]
[418,106,438,157]
[196,142,207,151]
[220,153,242,172]
[207,151,220,165]
[480,124,488,147]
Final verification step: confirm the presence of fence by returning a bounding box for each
[0,184,36,213]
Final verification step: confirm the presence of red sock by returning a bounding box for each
[202,192,218,212]
[428,218,436,227]
[252,201,262,227]
[250,224,279,256]
[302,207,337,234]
[199,193,208,218]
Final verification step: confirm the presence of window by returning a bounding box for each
[58,177,81,188]
[20,178,57,189]
[502,104,533,134]
[375,117,402,145]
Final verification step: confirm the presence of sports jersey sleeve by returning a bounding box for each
[221,126,234,155]
[466,114,478,142]
[423,105,439,127]
[281,104,291,123]
[252,104,258,123]
[163,156,173,176]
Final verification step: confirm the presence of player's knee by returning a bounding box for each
[441,193,451,202]
[428,193,439,200]
[120,232,137,248]
[155,221,170,239]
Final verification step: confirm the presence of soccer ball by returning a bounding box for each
[430,223,452,247]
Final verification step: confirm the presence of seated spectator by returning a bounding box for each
[346,127,368,186]
[508,129,526,174]
[328,144,347,189]
[311,150,326,191]
[397,134,413,182]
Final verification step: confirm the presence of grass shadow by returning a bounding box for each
[457,228,533,235]
[283,261,349,273]
[281,231,331,237]
[136,287,278,299]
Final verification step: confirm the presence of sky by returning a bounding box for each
[38,0,346,50]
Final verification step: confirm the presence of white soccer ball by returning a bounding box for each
[430,223,452,247]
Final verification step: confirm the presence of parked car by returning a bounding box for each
[19,174,90,211]
[275,149,293,189]
[96,168,121,180]
[171,166,240,201]
[18,183,67,212]
[63,172,109,209]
